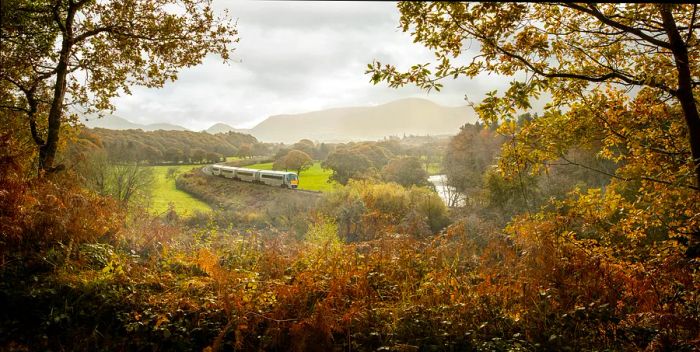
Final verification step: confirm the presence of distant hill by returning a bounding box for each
[206,123,247,134]
[82,113,190,131]
[81,98,476,142]
[248,98,477,143]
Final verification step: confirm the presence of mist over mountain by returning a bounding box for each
[82,113,190,131]
[86,98,476,143]
[247,98,477,144]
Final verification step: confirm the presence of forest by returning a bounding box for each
[85,128,261,164]
[1,2,699,351]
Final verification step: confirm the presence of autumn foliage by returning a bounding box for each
[3,2,700,351]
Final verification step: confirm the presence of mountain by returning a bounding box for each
[248,98,477,144]
[206,123,247,134]
[81,113,189,131]
[81,98,476,141]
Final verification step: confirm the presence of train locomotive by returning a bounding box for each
[211,164,299,189]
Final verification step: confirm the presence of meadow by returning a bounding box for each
[147,160,333,216]
[425,162,442,175]
[246,161,338,192]
[147,165,212,215]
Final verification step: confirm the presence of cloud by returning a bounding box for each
[110,1,518,131]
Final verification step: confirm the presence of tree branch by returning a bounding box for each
[445,8,678,95]
[688,4,697,43]
[556,154,700,191]
[487,38,677,95]
[0,104,30,113]
[52,0,66,34]
[72,26,115,44]
[561,3,673,50]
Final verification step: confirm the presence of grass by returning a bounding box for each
[245,161,338,192]
[426,162,443,175]
[147,165,212,216]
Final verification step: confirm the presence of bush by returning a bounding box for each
[321,180,450,241]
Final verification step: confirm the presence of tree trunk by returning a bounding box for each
[659,4,700,257]
[38,3,74,172]
[38,53,68,172]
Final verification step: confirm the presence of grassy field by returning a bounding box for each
[426,162,443,175]
[245,161,338,192]
[148,165,212,215]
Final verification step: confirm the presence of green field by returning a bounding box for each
[426,162,442,175]
[148,165,212,215]
[245,161,338,192]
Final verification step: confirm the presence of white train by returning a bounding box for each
[211,164,299,189]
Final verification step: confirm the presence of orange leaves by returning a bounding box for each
[0,171,124,255]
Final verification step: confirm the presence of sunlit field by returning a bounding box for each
[246,161,338,192]
[148,165,212,215]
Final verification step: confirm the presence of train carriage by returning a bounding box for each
[211,164,299,189]
[234,168,257,182]
[257,170,299,188]
[220,167,236,178]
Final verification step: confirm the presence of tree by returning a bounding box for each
[274,147,291,160]
[77,150,154,206]
[370,3,699,185]
[0,0,237,172]
[190,148,206,164]
[382,156,430,188]
[274,149,312,174]
[316,143,335,160]
[251,142,271,157]
[443,124,504,199]
[369,3,700,256]
[237,144,253,159]
[292,139,316,158]
[322,148,373,185]
[205,151,222,164]
[164,147,183,164]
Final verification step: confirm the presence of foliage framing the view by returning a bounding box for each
[368,2,700,256]
[0,0,238,171]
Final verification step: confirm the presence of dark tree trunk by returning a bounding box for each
[659,4,700,257]
[38,56,67,172]
[38,2,74,172]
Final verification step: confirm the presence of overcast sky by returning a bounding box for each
[110,1,512,131]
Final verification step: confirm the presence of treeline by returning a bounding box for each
[269,137,445,186]
[442,116,616,220]
[81,128,268,164]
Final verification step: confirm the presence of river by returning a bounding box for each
[428,174,463,207]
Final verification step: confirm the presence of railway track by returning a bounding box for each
[201,165,322,195]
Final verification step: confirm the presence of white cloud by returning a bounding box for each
[110,1,518,131]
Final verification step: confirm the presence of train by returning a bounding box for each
[211,164,299,189]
